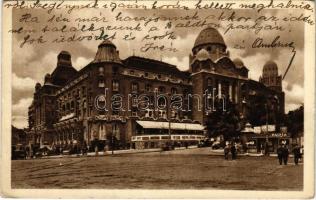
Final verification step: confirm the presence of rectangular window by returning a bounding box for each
[112,80,119,91]
[132,83,138,93]
[112,124,120,139]
[82,86,86,97]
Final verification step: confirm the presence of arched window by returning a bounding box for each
[98,79,105,87]
[99,67,104,75]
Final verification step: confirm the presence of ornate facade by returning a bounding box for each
[27,27,285,150]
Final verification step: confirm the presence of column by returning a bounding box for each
[235,83,238,103]
[218,81,222,98]
[229,83,232,101]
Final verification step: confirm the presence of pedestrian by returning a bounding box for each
[282,145,289,165]
[292,144,301,165]
[300,145,304,162]
[264,141,269,156]
[277,145,283,165]
[231,143,237,160]
[224,144,230,160]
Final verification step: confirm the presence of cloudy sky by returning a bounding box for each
[11,7,305,128]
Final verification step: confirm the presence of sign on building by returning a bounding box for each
[254,126,261,134]
[261,125,276,133]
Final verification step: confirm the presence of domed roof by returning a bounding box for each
[44,73,53,85]
[263,61,278,76]
[35,82,41,91]
[59,51,70,55]
[233,58,244,68]
[98,39,116,48]
[93,40,121,63]
[194,27,226,49]
[44,73,51,79]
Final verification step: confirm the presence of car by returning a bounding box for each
[211,141,221,149]
[12,144,26,160]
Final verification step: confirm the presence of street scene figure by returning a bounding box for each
[277,145,284,165]
[292,144,301,165]
[224,144,230,160]
[231,143,237,160]
[283,145,289,165]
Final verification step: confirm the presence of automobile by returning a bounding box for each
[12,144,26,160]
[35,146,56,157]
[211,141,221,149]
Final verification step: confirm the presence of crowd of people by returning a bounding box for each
[223,142,303,165]
[224,143,238,160]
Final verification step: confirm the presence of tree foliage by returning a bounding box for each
[205,99,241,141]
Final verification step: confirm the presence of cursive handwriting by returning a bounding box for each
[252,36,295,51]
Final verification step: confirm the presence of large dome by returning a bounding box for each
[194,27,226,48]
[263,61,278,77]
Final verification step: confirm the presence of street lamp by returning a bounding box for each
[111,132,114,155]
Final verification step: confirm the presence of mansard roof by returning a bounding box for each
[123,56,190,77]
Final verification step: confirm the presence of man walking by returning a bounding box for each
[282,145,289,165]
[277,145,284,165]
[224,144,230,160]
[292,144,301,165]
[231,143,237,160]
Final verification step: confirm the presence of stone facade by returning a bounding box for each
[27,27,285,149]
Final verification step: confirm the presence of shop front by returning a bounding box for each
[246,133,291,153]
[132,120,205,149]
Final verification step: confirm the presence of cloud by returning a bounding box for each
[12,98,33,117]
[283,81,304,113]
[12,73,36,91]
[162,56,189,71]
[12,97,33,129]
[73,56,92,71]
[229,50,270,81]
[12,116,28,129]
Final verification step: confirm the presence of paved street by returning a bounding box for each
[11,148,303,190]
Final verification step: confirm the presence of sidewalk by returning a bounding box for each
[39,146,294,159]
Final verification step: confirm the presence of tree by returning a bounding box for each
[284,105,303,138]
[205,99,241,142]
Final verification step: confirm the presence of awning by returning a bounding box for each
[136,121,205,131]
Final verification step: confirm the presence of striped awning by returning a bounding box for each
[136,121,205,131]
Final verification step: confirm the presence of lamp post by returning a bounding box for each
[265,103,269,141]
[111,131,114,155]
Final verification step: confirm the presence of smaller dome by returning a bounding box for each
[35,82,41,91]
[233,58,244,68]
[98,39,116,48]
[59,51,70,55]
[44,73,52,84]
[44,73,51,79]
[263,61,278,76]
[195,49,211,61]
[93,40,121,63]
